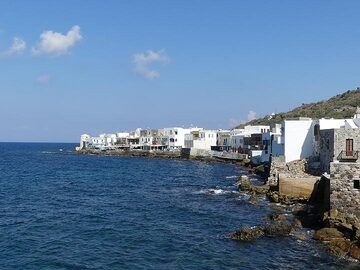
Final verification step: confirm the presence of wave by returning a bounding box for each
[194,188,239,196]
[225,175,238,179]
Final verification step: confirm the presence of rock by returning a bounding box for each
[248,193,258,205]
[263,220,292,237]
[250,185,269,194]
[268,213,287,221]
[329,208,338,219]
[327,238,351,257]
[349,245,360,260]
[267,191,279,203]
[290,229,307,240]
[227,226,264,241]
[237,175,251,191]
[354,224,360,241]
[294,218,302,227]
[313,228,344,241]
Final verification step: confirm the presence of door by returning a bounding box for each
[346,139,354,156]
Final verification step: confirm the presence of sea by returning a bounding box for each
[0,143,358,269]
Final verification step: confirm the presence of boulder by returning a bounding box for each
[237,175,251,191]
[349,245,360,260]
[327,238,351,257]
[250,185,269,194]
[313,228,343,241]
[268,213,287,221]
[248,192,258,205]
[227,226,264,241]
[263,220,292,237]
[329,208,338,219]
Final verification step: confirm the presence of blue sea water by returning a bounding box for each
[0,143,358,270]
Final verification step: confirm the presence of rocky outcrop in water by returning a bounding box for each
[313,227,360,260]
[263,220,293,237]
[227,227,264,241]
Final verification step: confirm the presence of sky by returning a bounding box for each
[1,1,360,142]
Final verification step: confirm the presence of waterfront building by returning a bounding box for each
[79,134,91,150]
[282,114,360,163]
[89,136,106,149]
[256,124,284,163]
[162,127,192,149]
[185,129,217,150]
[214,130,231,151]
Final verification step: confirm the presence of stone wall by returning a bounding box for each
[333,129,360,161]
[268,156,285,186]
[330,162,360,226]
[267,156,316,186]
[320,128,360,173]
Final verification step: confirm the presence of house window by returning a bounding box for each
[354,180,360,189]
[346,139,354,156]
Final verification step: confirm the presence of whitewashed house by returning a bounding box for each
[79,134,91,150]
[163,127,191,149]
[89,136,106,149]
[216,130,231,151]
[230,125,270,153]
[185,129,217,150]
[281,117,360,163]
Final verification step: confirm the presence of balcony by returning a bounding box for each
[337,150,359,162]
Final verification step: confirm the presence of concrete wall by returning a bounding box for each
[278,175,319,199]
[330,162,360,226]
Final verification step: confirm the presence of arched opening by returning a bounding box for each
[314,124,320,141]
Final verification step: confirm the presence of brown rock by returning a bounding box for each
[250,185,269,194]
[248,193,258,205]
[268,213,287,221]
[329,208,338,219]
[237,175,251,191]
[263,220,292,237]
[349,245,360,260]
[294,218,302,228]
[227,226,264,241]
[327,238,351,257]
[313,228,344,241]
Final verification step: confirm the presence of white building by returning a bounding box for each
[162,127,191,149]
[89,136,106,149]
[282,117,360,163]
[184,129,217,150]
[79,134,91,150]
[230,125,270,152]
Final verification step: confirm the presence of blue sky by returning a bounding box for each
[1,1,360,142]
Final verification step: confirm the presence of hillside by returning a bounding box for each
[237,88,360,128]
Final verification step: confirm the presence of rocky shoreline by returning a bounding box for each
[76,149,359,262]
[231,175,360,262]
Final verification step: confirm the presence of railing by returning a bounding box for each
[337,150,359,162]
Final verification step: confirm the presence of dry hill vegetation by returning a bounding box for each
[237,88,360,128]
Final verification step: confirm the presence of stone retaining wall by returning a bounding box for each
[330,162,360,226]
[268,156,315,186]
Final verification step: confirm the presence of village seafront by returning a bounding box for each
[0,142,358,269]
[77,108,360,262]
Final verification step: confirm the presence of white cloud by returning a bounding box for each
[32,25,82,56]
[0,37,26,57]
[229,118,244,128]
[36,74,51,85]
[247,110,257,121]
[132,49,169,79]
